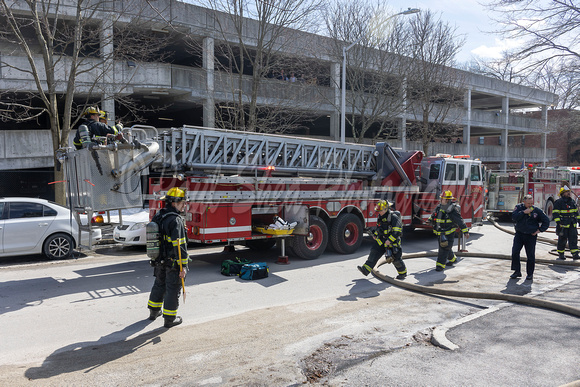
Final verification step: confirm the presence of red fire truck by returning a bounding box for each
[147,126,485,260]
[410,154,485,230]
[557,166,580,199]
[486,165,572,220]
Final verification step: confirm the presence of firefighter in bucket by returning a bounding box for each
[428,190,470,272]
[357,200,407,280]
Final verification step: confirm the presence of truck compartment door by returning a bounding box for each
[283,204,309,236]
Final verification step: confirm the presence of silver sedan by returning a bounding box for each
[0,197,101,260]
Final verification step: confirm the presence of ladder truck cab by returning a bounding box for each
[411,154,485,229]
[148,126,424,260]
[562,167,580,199]
[486,165,567,220]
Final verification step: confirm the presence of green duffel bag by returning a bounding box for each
[221,257,253,276]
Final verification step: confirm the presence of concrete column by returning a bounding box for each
[100,19,115,125]
[330,62,341,141]
[501,97,510,172]
[398,118,407,151]
[203,37,215,128]
[399,77,407,150]
[542,105,548,167]
[464,87,471,156]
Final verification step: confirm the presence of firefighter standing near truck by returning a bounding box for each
[428,190,470,271]
[553,186,580,260]
[511,194,550,281]
[147,187,189,328]
[357,200,407,280]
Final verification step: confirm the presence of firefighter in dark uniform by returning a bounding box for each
[147,187,190,328]
[553,186,580,260]
[428,190,470,271]
[511,194,550,281]
[357,200,407,280]
[73,106,122,149]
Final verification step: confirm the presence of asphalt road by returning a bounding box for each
[0,220,579,386]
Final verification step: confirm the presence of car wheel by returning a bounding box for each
[43,233,74,260]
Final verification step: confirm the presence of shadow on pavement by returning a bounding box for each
[24,319,164,380]
[0,261,153,315]
[501,279,532,296]
[337,278,390,301]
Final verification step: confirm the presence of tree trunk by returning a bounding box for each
[53,166,66,206]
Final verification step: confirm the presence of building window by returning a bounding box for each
[479,137,484,145]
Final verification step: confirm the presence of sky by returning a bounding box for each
[184,0,516,64]
[383,0,516,64]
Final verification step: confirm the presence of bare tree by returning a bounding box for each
[467,50,528,83]
[530,61,580,110]
[198,0,324,133]
[530,62,580,164]
[487,0,580,73]
[405,10,466,153]
[0,0,174,204]
[322,0,412,143]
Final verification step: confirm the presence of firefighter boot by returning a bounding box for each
[164,316,183,328]
[148,309,162,321]
[557,253,566,260]
[573,253,580,260]
[357,265,371,276]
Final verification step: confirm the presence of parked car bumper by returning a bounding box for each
[113,222,146,246]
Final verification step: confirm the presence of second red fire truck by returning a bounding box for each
[486,165,580,220]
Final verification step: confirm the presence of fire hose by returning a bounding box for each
[372,252,580,352]
[487,215,558,245]
[488,215,580,258]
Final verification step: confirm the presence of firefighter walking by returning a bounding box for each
[428,191,470,271]
[147,187,190,328]
[554,186,580,260]
[357,200,407,280]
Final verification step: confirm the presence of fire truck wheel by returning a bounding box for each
[330,213,363,254]
[291,215,328,260]
[544,199,554,221]
[244,239,276,251]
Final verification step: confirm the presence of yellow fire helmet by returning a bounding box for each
[560,185,571,196]
[374,200,391,212]
[83,106,100,116]
[161,187,186,202]
[440,190,455,200]
[99,110,108,120]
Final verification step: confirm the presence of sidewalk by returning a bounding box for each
[324,275,580,386]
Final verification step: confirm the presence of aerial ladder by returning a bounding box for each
[148,126,423,260]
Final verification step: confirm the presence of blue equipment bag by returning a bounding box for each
[239,262,269,280]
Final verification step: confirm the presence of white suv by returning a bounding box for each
[0,197,102,260]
